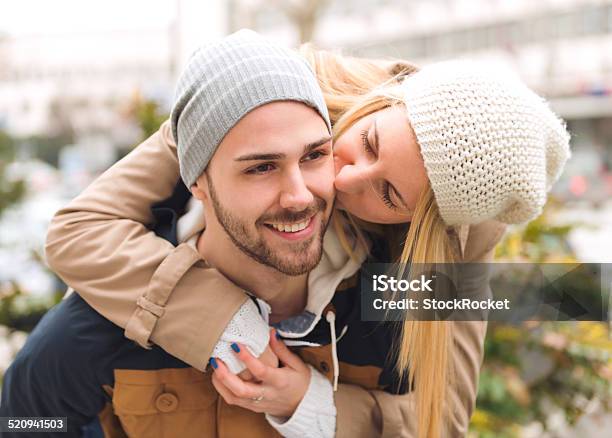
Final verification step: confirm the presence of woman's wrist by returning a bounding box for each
[266,365,336,438]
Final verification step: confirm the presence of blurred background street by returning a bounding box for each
[0,1,610,436]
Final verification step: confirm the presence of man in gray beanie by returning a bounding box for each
[1,29,343,438]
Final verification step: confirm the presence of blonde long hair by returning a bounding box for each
[301,45,457,438]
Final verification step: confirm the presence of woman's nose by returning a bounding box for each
[334,154,351,178]
[334,161,371,194]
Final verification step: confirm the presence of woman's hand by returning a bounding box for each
[237,345,279,382]
[210,329,311,418]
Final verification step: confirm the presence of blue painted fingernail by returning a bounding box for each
[275,332,282,340]
[209,357,218,369]
[231,343,240,353]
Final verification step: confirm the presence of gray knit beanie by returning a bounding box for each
[402,60,571,226]
[171,29,331,188]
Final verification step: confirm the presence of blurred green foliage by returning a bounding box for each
[470,200,612,437]
[494,198,578,263]
[1,128,65,359]
[128,93,168,141]
[0,284,63,332]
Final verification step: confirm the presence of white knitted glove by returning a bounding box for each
[210,299,270,373]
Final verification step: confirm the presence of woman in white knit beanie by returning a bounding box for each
[326,57,570,226]
[44,40,570,438]
[304,50,569,437]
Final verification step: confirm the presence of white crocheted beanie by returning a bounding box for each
[402,61,570,226]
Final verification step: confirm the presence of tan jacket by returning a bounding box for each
[45,121,506,437]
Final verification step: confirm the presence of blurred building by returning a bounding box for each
[239,0,611,98]
[0,0,230,139]
[0,0,235,187]
[0,0,610,203]
[0,28,173,137]
[236,0,612,204]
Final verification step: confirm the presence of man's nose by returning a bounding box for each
[279,167,315,211]
[334,161,372,194]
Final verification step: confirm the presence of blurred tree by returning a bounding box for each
[126,91,168,142]
[272,0,331,43]
[231,0,330,43]
[0,285,63,332]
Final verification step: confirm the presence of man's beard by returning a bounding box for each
[207,177,331,276]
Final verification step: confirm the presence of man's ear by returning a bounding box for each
[191,173,208,201]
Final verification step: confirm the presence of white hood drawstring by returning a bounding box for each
[325,311,339,391]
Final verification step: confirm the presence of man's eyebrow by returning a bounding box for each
[374,118,408,210]
[303,136,332,155]
[235,152,284,162]
[234,136,332,162]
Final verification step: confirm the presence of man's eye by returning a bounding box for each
[303,150,326,162]
[246,163,275,174]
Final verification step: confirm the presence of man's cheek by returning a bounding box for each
[320,164,337,196]
[313,183,335,205]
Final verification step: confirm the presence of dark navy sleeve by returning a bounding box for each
[149,179,192,245]
[0,294,111,438]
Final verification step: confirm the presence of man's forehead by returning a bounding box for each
[207,101,329,163]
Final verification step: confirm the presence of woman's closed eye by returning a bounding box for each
[361,129,376,156]
[361,127,398,210]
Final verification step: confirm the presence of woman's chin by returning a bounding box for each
[334,198,365,220]
[335,195,372,222]
[334,198,347,211]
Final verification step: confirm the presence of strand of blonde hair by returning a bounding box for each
[302,44,456,438]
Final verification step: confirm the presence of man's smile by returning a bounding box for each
[263,215,317,241]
